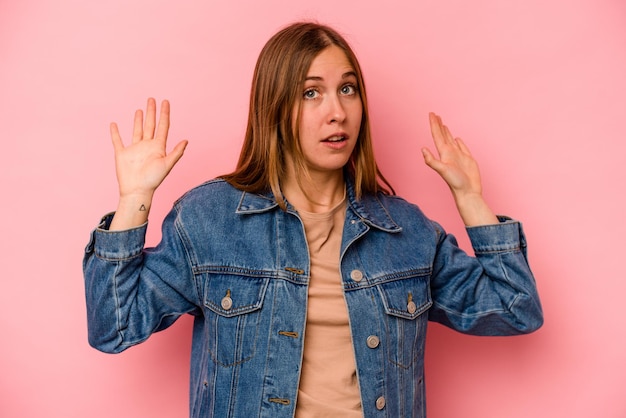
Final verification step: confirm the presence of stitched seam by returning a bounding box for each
[431,300,507,318]
[112,261,124,345]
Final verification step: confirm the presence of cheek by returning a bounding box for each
[352,104,363,130]
[351,99,363,119]
[298,110,322,134]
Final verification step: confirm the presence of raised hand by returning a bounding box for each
[421,113,498,226]
[421,113,482,198]
[111,98,187,198]
[109,98,188,230]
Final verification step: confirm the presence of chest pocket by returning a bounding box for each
[203,274,269,367]
[377,274,432,369]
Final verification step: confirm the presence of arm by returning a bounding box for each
[84,208,200,353]
[421,113,542,334]
[109,98,188,230]
[83,98,192,353]
[427,218,543,335]
[421,112,498,227]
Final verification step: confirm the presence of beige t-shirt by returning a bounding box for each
[295,197,363,417]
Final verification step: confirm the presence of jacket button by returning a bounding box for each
[376,396,386,410]
[366,335,380,349]
[407,300,417,314]
[221,296,233,310]
[350,270,363,282]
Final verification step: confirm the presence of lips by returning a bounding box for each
[322,133,348,142]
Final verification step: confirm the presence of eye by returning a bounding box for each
[340,83,358,96]
[303,88,319,100]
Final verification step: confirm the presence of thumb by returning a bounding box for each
[421,147,444,173]
[165,140,188,171]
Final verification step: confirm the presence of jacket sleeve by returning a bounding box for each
[427,217,543,335]
[83,208,201,353]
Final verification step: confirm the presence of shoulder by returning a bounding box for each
[175,178,239,202]
[172,178,243,213]
[377,193,428,220]
[378,194,448,241]
[356,191,439,234]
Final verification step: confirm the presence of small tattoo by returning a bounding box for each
[139,204,147,212]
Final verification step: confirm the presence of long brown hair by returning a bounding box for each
[221,22,394,209]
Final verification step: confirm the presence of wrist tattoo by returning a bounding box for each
[139,204,147,212]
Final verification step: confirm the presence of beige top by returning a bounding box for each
[295,197,363,417]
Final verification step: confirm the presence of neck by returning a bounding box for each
[282,168,346,214]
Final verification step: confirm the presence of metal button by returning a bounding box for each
[407,300,417,314]
[285,267,304,275]
[350,269,363,282]
[221,296,233,310]
[366,335,380,349]
[376,396,386,410]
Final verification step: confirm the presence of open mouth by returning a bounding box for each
[323,135,347,143]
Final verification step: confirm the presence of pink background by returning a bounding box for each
[1,0,625,416]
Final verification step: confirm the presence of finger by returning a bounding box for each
[164,140,188,171]
[428,112,446,151]
[443,125,456,144]
[455,137,472,155]
[143,97,157,140]
[131,109,143,144]
[429,112,442,137]
[110,122,124,153]
[155,99,170,143]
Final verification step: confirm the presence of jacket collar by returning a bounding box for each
[235,179,402,233]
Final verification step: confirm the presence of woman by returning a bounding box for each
[84,22,543,418]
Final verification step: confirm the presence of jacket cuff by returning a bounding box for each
[466,216,526,254]
[84,212,147,260]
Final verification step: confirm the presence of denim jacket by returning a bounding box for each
[83,178,543,418]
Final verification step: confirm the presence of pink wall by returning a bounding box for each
[1,0,625,416]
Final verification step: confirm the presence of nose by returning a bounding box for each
[327,94,346,124]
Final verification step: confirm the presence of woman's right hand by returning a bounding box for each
[109,98,188,230]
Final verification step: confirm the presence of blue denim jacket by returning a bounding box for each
[83,178,542,418]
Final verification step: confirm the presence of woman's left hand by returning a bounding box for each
[421,112,482,198]
[421,113,499,226]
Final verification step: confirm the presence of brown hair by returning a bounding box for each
[221,22,394,208]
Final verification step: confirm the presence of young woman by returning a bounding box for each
[84,22,543,418]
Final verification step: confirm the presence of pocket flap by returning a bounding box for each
[378,275,432,320]
[204,275,269,317]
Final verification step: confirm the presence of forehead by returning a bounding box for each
[306,45,355,76]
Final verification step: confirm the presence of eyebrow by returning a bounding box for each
[304,71,357,81]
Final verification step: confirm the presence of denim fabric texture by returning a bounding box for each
[83,178,543,418]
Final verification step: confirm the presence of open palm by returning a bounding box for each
[111,98,187,198]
